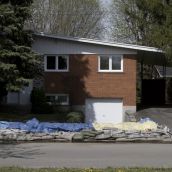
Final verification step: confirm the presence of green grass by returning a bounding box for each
[0,167,172,172]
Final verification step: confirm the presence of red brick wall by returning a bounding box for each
[44,54,136,106]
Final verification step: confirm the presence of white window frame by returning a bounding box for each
[46,94,69,105]
[98,55,123,72]
[44,55,69,72]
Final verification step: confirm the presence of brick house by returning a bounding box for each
[6,33,164,123]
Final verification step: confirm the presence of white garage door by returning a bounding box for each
[85,98,123,123]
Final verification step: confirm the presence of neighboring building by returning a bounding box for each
[154,65,172,104]
[155,65,172,78]
[6,82,33,105]
[6,33,164,123]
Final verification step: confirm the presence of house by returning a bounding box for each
[6,33,164,123]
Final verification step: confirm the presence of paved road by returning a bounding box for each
[0,143,172,168]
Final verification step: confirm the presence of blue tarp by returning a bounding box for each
[0,118,92,133]
[139,117,153,123]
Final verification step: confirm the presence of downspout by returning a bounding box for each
[164,57,167,104]
[18,91,20,105]
[140,59,143,104]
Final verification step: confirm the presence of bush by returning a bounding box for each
[30,88,53,114]
[66,111,84,123]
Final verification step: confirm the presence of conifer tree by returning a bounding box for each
[0,0,41,100]
[111,0,172,57]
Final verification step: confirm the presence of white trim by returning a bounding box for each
[81,52,96,54]
[35,33,163,53]
[98,55,123,72]
[46,94,69,105]
[44,55,69,72]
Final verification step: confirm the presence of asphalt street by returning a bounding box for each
[0,143,172,168]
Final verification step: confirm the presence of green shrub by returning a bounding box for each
[30,88,53,114]
[66,111,84,123]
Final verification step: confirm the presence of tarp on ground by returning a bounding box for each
[0,118,92,133]
[0,117,157,132]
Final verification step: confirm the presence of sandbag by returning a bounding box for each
[93,121,158,131]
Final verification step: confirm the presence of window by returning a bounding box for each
[58,56,68,70]
[99,55,123,72]
[46,94,69,105]
[112,56,122,70]
[45,55,69,72]
[100,56,109,70]
[46,56,56,70]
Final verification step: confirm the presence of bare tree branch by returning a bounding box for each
[26,0,106,39]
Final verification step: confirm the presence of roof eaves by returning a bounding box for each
[34,32,163,53]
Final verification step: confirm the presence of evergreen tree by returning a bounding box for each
[111,0,172,58]
[0,0,41,100]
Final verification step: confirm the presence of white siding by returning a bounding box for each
[7,92,19,104]
[7,82,33,105]
[32,37,137,55]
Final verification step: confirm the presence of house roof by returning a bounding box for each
[34,32,167,66]
[34,32,163,53]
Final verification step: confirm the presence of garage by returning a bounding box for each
[85,98,123,123]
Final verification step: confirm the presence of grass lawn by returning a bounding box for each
[0,168,172,172]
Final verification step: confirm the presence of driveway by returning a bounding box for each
[0,143,172,168]
[136,108,172,129]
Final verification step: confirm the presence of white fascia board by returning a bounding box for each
[34,33,163,53]
[81,52,96,54]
